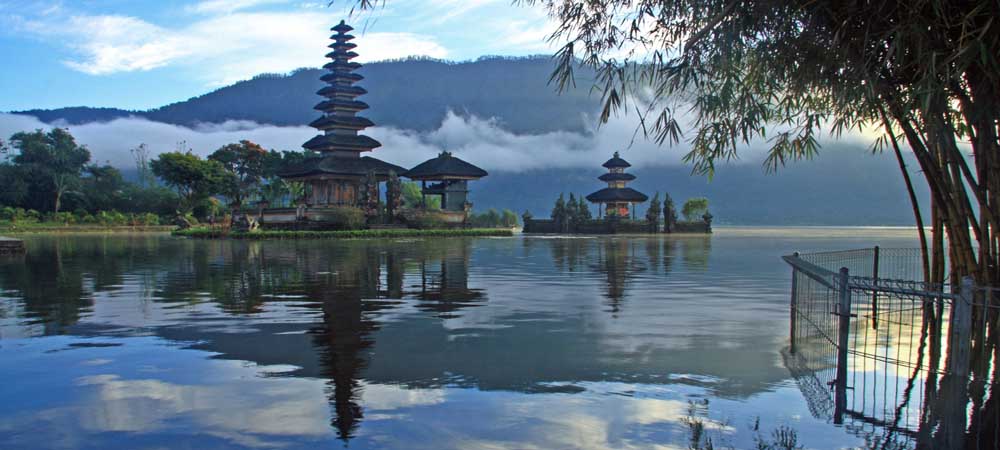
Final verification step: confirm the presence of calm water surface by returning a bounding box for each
[0,228,921,449]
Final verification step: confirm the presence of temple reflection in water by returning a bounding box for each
[0,234,812,448]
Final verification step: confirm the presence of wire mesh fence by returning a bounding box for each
[784,248,999,450]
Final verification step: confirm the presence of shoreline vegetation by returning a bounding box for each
[1,222,175,234]
[172,227,514,240]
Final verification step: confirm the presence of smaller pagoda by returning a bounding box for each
[405,151,488,219]
[586,152,648,219]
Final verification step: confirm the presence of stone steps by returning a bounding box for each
[0,237,25,254]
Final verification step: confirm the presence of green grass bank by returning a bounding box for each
[172,227,514,240]
[1,222,175,234]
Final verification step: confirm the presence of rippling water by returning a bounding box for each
[0,228,922,449]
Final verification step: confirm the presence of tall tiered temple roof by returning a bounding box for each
[282,20,405,180]
[303,21,379,154]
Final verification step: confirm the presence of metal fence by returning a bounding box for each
[783,248,998,449]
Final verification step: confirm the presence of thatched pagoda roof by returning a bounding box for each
[280,155,405,179]
[314,99,369,112]
[405,152,488,180]
[602,152,631,168]
[331,21,354,33]
[303,134,381,152]
[598,172,637,182]
[586,187,648,203]
[308,115,375,130]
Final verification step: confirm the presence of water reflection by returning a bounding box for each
[0,231,926,449]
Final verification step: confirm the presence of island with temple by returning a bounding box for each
[236,21,491,233]
[523,151,712,234]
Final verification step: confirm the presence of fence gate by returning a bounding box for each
[782,248,994,449]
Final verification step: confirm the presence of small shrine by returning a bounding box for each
[405,151,488,223]
[585,152,648,219]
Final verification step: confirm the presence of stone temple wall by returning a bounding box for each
[523,218,710,234]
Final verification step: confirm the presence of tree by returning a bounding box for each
[209,140,267,208]
[150,151,232,215]
[646,192,662,228]
[261,149,316,179]
[551,193,569,231]
[681,198,709,222]
[401,181,439,209]
[130,144,154,189]
[577,196,592,220]
[259,178,303,207]
[663,193,677,233]
[9,128,91,212]
[567,193,580,226]
[501,209,519,227]
[485,208,501,227]
[79,165,127,212]
[0,164,28,207]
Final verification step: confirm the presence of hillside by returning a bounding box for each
[14,56,600,135]
[9,56,927,226]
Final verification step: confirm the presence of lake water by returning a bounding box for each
[0,228,922,449]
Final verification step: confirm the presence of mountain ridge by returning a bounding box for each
[13,56,600,135]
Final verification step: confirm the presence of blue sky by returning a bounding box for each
[0,0,555,111]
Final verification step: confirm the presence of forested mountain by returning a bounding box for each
[15,56,600,134]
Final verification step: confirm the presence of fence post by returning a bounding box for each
[834,266,852,425]
[872,246,880,329]
[941,276,973,448]
[790,252,799,354]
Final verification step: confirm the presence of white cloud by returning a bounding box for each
[0,106,875,174]
[13,9,448,86]
[187,0,292,15]
[0,110,778,174]
[59,15,190,75]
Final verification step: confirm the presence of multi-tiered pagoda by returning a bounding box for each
[281,21,405,208]
[586,152,648,218]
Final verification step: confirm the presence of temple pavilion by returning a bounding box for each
[405,151,488,218]
[280,21,405,208]
[586,152,648,219]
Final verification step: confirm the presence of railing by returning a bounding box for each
[784,248,998,449]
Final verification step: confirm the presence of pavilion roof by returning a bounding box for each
[585,187,648,203]
[405,151,488,180]
[602,152,631,168]
[598,172,636,182]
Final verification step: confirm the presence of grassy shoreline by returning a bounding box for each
[1,224,175,234]
[172,227,514,239]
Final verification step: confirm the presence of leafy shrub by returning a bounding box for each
[407,211,448,229]
[310,206,365,230]
[96,210,128,226]
[682,197,710,222]
[140,213,160,226]
[46,212,77,225]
